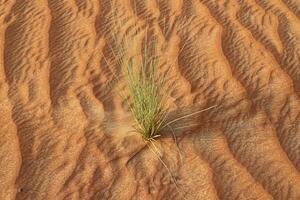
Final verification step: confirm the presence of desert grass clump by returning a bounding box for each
[124,54,168,141]
[100,1,170,141]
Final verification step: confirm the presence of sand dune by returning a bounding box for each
[0,0,300,199]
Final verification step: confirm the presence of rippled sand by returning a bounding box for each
[1,0,300,199]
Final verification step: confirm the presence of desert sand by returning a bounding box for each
[1,0,300,199]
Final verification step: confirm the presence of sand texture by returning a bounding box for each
[1,0,300,199]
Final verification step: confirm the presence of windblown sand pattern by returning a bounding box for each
[0,0,300,199]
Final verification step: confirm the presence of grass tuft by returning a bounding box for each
[124,53,168,140]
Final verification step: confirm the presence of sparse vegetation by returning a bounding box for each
[124,51,168,140]
[101,2,170,141]
[101,4,216,141]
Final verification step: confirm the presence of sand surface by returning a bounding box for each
[1,0,300,199]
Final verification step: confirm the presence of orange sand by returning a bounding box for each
[0,0,300,199]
